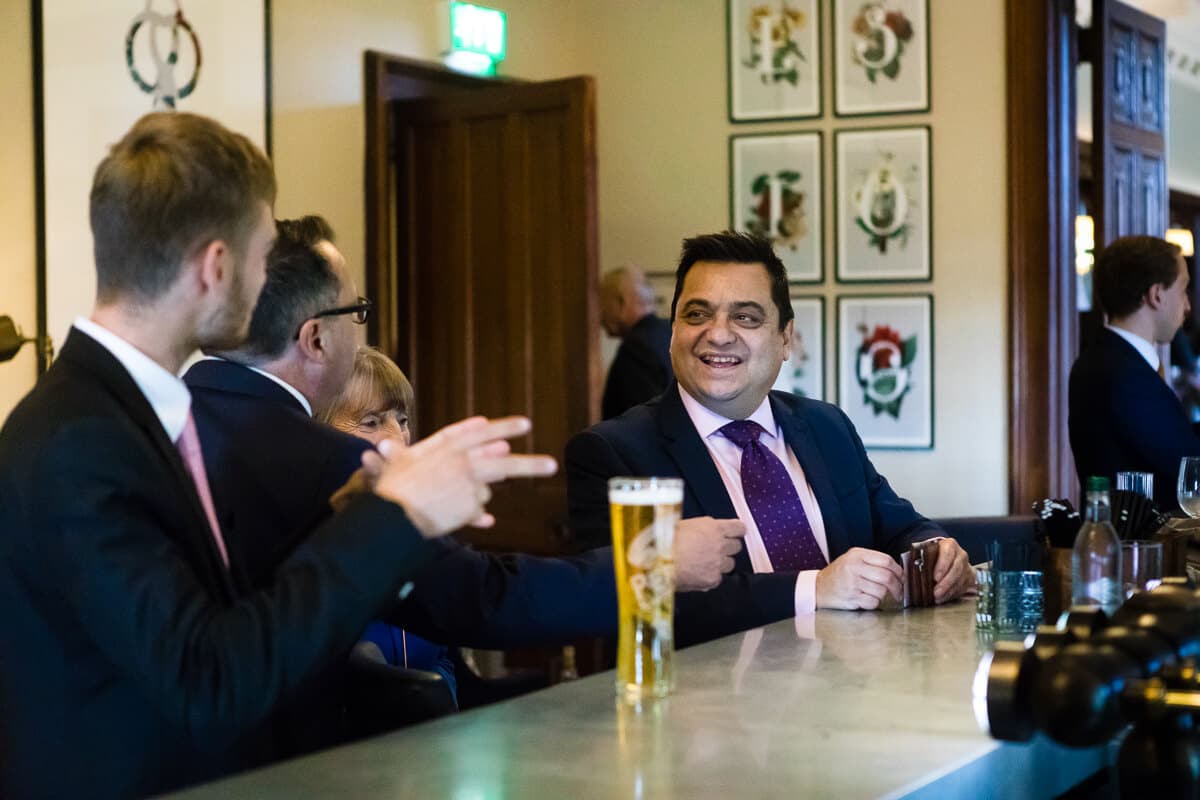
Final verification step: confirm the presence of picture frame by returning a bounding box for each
[836,293,932,449]
[834,125,931,282]
[730,131,823,283]
[33,1,272,368]
[727,0,822,122]
[832,0,930,117]
[773,295,825,401]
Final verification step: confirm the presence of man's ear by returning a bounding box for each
[781,318,795,359]
[194,239,230,295]
[1146,283,1166,310]
[296,318,326,362]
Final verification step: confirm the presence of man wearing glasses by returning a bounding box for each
[182,216,756,725]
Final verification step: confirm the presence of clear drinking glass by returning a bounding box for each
[1121,541,1164,598]
[1178,457,1200,518]
[608,477,683,702]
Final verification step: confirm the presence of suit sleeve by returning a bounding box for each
[1109,374,1200,484]
[566,427,797,647]
[835,406,941,558]
[387,543,618,648]
[38,418,436,749]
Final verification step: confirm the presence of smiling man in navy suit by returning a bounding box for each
[1069,235,1199,510]
[567,231,974,617]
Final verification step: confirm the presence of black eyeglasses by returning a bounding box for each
[294,297,372,339]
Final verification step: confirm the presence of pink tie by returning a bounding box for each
[176,410,230,569]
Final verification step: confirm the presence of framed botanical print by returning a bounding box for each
[730,131,823,283]
[646,271,678,320]
[835,126,931,282]
[34,1,271,363]
[728,0,821,121]
[773,295,825,401]
[837,294,932,449]
[833,0,930,117]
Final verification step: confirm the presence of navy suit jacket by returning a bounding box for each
[0,332,436,799]
[602,314,673,419]
[567,385,940,627]
[184,358,621,649]
[1069,327,1200,510]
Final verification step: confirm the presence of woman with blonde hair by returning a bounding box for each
[321,346,414,445]
[323,346,456,700]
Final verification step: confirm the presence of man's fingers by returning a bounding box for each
[443,415,532,450]
[719,520,748,538]
[473,453,558,483]
[852,548,904,576]
[856,577,888,602]
[858,563,903,594]
[719,556,735,574]
[468,512,496,529]
[721,537,744,557]
[855,590,882,610]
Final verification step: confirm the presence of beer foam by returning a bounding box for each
[608,487,683,505]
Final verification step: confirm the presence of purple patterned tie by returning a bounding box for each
[720,420,827,572]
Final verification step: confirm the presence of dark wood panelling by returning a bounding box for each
[1007,0,1078,512]
[390,78,599,554]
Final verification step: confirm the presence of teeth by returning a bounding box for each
[703,355,740,365]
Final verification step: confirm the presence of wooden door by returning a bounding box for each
[1091,0,1167,245]
[390,77,599,555]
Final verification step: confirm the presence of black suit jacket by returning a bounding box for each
[1069,327,1200,510]
[184,358,620,649]
[0,331,437,799]
[602,314,673,419]
[567,385,940,641]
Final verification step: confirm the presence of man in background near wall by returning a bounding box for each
[599,265,673,419]
[1069,234,1198,511]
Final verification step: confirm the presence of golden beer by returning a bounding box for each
[608,477,683,702]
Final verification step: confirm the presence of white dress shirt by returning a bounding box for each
[677,385,829,615]
[1106,324,1161,373]
[72,317,191,441]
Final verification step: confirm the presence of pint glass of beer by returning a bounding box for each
[608,476,683,702]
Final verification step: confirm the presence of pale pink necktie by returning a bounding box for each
[176,410,230,568]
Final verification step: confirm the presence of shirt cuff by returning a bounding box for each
[794,569,820,615]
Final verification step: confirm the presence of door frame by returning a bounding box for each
[1007,0,1079,511]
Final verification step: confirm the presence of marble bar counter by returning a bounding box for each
[175,602,1105,799]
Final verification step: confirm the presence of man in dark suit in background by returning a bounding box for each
[1069,235,1198,510]
[600,265,673,418]
[568,232,975,620]
[0,113,554,799]
[184,216,758,654]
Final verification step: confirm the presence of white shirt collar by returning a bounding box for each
[677,384,778,440]
[72,317,192,442]
[197,355,314,417]
[1106,324,1160,372]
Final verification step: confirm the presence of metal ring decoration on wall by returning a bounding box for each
[125,1,202,110]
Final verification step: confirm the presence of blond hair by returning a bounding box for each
[321,346,415,433]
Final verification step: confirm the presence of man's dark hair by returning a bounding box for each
[90,112,276,304]
[1095,235,1183,319]
[226,215,340,360]
[670,231,793,330]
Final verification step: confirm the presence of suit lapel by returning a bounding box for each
[656,386,750,568]
[770,392,850,560]
[59,331,236,596]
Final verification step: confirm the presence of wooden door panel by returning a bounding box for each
[392,78,598,554]
[1092,0,1166,250]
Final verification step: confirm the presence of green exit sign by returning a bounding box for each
[448,2,507,75]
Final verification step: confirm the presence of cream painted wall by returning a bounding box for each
[0,0,37,422]
[3,0,1009,516]
[559,0,1008,516]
